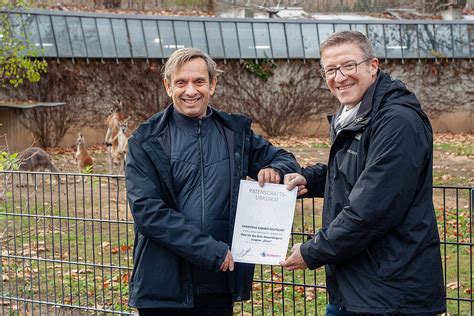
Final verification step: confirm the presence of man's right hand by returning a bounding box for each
[219,250,234,272]
[284,173,308,196]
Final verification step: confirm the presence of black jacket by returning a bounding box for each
[125,105,300,308]
[300,71,445,314]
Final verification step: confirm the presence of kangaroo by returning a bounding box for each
[75,133,94,173]
[110,117,130,175]
[105,102,127,174]
[18,147,59,187]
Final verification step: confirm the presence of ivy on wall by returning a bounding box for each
[243,59,277,81]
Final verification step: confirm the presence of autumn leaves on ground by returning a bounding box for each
[1,132,472,315]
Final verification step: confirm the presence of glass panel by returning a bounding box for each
[36,15,57,56]
[205,22,224,58]
[435,24,452,57]
[9,14,26,42]
[350,24,367,35]
[65,16,87,57]
[142,20,162,58]
[23,14,43,56]
[7,14,28,55]
[189,21,208,53]
[469,24,474,58]
[418,24,436,58]
[253,23,272,59]
[334,24,350,32]
[173,21,191,49]
[127,19,147,57]
[301,24,319,58]
[220,22,238,58]
[367,24,385,57]
[452,24,469,58]
[384,24,402,58]
[401,24,418,58]
[189,21,208,52]
[82,17,102,57]
[96,18,117,58]
[111,19,131,58]
[318,24,334,43]
[158,20,177,57]
[269,23,287,58]
[51,16,72,57]
[236,22,256,58]
[286,23,304,58]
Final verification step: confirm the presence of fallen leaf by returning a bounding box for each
[446,281,462,289]
[121,245,131,252]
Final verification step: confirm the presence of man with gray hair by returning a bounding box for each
[281,31,445,315]
[125,47,299,315]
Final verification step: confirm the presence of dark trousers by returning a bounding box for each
[138,294,233,316]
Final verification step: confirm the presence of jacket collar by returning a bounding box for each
[134,104,251,143]
[329,70,392,141]
[171,107,214,134]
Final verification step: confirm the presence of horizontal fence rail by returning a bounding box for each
[2,9,473,61]
[0,171,473,315]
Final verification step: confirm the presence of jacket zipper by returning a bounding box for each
[197,119,205,295]
[198,119,205,233]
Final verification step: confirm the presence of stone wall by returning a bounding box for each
[1,58,472,148]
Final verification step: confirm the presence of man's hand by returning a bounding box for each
[284,173,308,196]
[219,250,234,272]
[258,168,280,187]
[280,243,308,271]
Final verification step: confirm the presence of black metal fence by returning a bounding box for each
[0,171,472,315]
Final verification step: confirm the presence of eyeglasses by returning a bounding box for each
[320,58,373,80]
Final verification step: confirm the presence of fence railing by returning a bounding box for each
[0,171,472,315]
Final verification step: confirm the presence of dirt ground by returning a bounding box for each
[271,133,474,185]
[47,132,473,186]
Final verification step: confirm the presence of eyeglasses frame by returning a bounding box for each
[320,57,374,80]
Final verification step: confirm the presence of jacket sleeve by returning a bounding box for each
[246,130,301,180]
[300,107,431,269]
[125,136,228,271]
[301,164,327,198]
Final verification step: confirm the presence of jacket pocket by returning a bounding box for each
[133,237,186,302]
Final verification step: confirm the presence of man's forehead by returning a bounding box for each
[171,60,210,81]
[321,44,364,65]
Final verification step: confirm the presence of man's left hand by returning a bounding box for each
[280,243,308,271]
[258,168,280,187]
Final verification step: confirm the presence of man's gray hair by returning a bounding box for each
[320,31,375,65]
[162,48,223,82]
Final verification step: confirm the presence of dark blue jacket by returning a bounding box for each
[300,71,445,314]
[125,105,300,308]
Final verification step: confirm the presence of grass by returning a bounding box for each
[0,174,134,314]
[434,142,474,157]
[310,143,330,149]
[433,171,472,186]
[1,172,473,315]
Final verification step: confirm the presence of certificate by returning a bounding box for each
[231,179,297,265]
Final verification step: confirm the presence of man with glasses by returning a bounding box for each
[281,31,445,315]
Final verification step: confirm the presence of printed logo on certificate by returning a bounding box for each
[231,180,297,265]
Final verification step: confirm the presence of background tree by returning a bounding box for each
[218,60,335,136]
[417,0,467,13]
[0,0,47,88]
